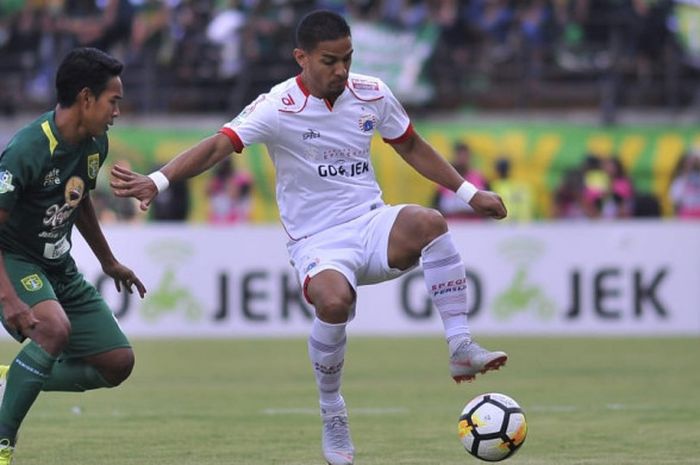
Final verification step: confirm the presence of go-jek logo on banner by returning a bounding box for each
[492,237,556,321]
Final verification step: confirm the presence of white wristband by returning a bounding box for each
[148,171,170,193]
[456,181,478,204]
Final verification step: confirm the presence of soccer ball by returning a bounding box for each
[458,392,527,462]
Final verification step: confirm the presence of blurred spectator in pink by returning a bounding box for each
[669,150,700,219]
[207,157,252,224]
[433,142,489,220]
[553,167,586,219]
[580,153,609,218]
[579,154,635,219]
[602,157,634,218]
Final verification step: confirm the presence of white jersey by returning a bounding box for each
[220,73,412,240]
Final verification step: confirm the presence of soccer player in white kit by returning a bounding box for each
[111,10,509,465]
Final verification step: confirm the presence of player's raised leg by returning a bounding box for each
[389,206,507,383]
[306,270,355,465]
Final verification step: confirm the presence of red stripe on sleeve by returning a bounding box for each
[218,127,244,153]
[383,123,414,145]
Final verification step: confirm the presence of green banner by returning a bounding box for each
[106,122,700,222]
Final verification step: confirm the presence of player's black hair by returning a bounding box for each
[55,47,123,107]
[295,10,351,52]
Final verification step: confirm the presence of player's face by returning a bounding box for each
[86,76,123,137]
[296,36,352,100]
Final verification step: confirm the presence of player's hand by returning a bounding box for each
[102,261,147,299]
[469,191,507,220]
[110,164,158,212]
[1,295,39,336]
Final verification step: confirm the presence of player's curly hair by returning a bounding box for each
[55,47,123,107]
[295,10,351,52]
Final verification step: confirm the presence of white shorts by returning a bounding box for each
[287,204,416,299]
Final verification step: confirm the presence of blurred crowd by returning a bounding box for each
[0,0,696,116]
[433,140,700,222]
[91,139,699,224]
[1,0,698,224]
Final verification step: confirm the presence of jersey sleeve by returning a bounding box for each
[0,138,40,211]
[219,95,277,153]
[376,82,413,144]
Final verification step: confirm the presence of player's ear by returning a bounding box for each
[78,87,94,107]
[293,48,307,68]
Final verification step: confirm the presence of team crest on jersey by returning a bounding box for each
[0,170,15,194]
[43,168,61,187]
[21,274,43,292]
[64,176,85,208]
[358,114,377,132]
[87,154,99,179]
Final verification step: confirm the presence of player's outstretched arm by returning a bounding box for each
[75,194,146,298]
[391,131,507,219]
[110,164,158,211]
[110,133,234,210]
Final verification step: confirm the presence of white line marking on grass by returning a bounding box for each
[262,407,409,415]
[529,403,658,413]
[529,405,578,412]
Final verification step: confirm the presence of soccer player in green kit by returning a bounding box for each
[0,47,146,464]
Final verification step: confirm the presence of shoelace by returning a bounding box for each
[325,415,351,450]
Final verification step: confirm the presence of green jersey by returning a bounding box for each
[0,111,107,270]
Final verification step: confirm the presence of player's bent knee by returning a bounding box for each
[99,348,135,386]
[422,208,449,235]
[404,207,448,243]
[315,293,355,323]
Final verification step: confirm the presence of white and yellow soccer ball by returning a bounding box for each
[458,393,527,462]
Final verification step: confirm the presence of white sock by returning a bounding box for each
[308,318,347,409]
[421,232,471,345]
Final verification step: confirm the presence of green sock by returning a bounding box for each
[0,342,56,443]
[42,358,112,392]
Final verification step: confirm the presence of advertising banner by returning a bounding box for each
[3,222,694,339]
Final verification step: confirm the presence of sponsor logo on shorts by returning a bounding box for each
[304,258,320,274]
[21,274,44,291]
[0,170,15,194]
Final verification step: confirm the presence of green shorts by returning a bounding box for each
[0,253,130,359]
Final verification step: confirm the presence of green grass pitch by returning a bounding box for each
[1,336,698,465]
